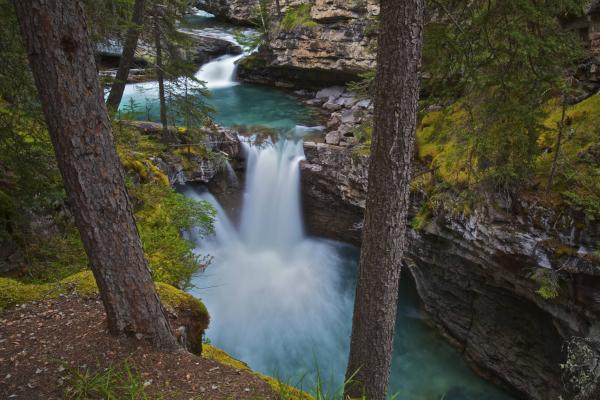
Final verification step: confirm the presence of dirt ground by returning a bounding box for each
[0,295,279,399]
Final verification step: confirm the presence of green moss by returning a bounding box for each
[281,4,317,30]
[0,269,209,326]
[0,278,52,309]
[203,344,313,400]
[416,94,600,219]
[155,281,209,325]
[59,270,99,296]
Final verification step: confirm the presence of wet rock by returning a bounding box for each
[300,141,600,400]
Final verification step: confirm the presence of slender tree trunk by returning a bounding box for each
[274,0,282,19]
[344,0,424,399]
[546,98,567,193]
[153,12,169,141]
[13,0,179,351]
[105,0,146,111]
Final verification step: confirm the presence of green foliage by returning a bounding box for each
[423,0,588,190]
[281,4,317,30]
[531,269,560,300]
[82,0,136,47]
[416,93,600,219]
[234,29,264,50]
[63,360,158,400]
[166,77,215,130]
[347,69,376,101]
[130,183,215,289]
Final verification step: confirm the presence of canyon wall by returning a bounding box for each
[299,88,600,399]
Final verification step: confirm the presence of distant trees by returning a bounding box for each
[344,1,425,400]
[13,0,179,350]
[105,0,146,111]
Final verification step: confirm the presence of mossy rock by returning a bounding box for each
[0,271,208,326]
[203,344,313,400]
[238,53,268,71]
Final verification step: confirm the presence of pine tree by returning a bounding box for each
[344,0,425,399]
[13,0,179,351]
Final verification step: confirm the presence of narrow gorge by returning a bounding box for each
[124,3,600,399]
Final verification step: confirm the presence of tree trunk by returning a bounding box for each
[153,12,169,141]
[546,98,567,193]
[105,0,146,111]
[13,0,179,351]
[344,0,424,399]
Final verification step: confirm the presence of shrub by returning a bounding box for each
[281,4,317,30]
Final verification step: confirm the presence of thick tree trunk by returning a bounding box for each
[13,0,179,351]
[105,0,146,111]
[153,13,169,140]
[344,0,424,399]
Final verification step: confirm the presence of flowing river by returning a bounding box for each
[120,11,514,400]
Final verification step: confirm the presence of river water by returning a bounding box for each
[121,11,514,400]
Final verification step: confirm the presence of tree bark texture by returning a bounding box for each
[105,0,146,111]
[344,0,424,399]
[13,0,179,351]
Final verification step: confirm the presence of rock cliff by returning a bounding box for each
[300,89,600,400]
[197,0,377,86]
[301,143,600,400]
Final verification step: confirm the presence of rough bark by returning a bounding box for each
[13,0,179,351]
[105,0,146,111]
[344,0,424,399]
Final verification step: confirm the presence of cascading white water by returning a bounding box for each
[195,53,245,89]
[185,138,355,385]
[239,139,306,250]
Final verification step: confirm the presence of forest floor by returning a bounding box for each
[0,295,279,400]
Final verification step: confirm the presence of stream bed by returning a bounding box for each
[121,11,514,400]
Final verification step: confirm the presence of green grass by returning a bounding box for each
[63,360,158,400]
[281,4,317,30]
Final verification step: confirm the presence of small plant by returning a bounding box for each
[530,269,560,300]
[281,4,317,30]
[63,360,159,400]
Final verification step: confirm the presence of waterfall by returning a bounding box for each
[195,53,245,89]
[239,139,306,250]
[185,138,355,386]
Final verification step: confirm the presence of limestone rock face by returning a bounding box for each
[196,0,255,24]
[301,139,600,400]
[197,0,377,85]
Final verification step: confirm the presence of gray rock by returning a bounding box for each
[323,101,342,111]
[316,86,345,101]
[340,109,358,124]
[335,95,357,107]
[325,131,341,145]
[355,99,371,108]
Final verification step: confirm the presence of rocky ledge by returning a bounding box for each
[300,88,600,400]
[198,0,377,87]
[126,121,241,185]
